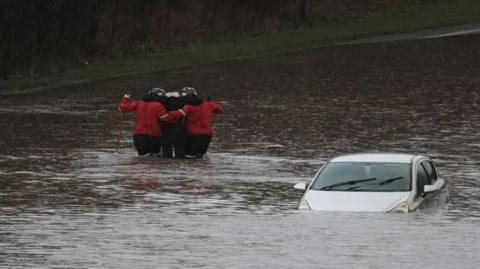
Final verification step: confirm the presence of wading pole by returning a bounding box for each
[116,93,131,152]
[116,111,125,152]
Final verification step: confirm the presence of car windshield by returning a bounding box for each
[310,162,411,192]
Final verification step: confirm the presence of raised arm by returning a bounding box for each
[118,94,138,112]
[209,101,223,113]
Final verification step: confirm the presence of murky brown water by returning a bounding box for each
[1,35,480,268]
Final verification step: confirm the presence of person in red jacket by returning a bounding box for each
[178,87,223,158]
[118,88,175,156]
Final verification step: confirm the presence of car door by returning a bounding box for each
[420,160,447,207]
[417,160,440,208]
[411,160,429,210]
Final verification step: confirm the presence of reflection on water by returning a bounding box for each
[1,35,480,268]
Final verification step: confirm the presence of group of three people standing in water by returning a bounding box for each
[118,86,222,158]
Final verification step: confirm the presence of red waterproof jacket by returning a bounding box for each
[182,101,222,135]
[118,97,171,136]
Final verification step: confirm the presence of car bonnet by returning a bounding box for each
[304,190,410,212]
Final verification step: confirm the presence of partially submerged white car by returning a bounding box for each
[294,153,449,212]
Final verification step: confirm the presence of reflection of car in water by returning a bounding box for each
[294,153,449,212]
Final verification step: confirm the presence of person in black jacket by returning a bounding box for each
[157,91,187,158]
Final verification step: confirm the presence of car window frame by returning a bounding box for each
[420,160,438,185]
[415,162,429,197]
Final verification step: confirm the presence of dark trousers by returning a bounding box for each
[133,135,162,156]
[162,123,186,158]
[186,134,212,157]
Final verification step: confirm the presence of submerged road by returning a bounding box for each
[1,21,480,269]
[342,21,480,45]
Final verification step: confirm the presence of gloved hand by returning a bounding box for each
[123,94,131,99]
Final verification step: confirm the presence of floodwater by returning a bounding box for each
[1,35,480,268]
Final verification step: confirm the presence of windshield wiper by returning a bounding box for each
[345,176,403,191]
[318,177,377,191]
[378,176,403,185]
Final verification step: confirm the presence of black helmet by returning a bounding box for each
[149,87,166,97]
[180,86,197,97]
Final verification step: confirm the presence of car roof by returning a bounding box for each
[329,153,422,164]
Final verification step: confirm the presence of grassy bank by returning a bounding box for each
[2,0,479,95]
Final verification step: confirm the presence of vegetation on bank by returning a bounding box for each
[1,0,480,95]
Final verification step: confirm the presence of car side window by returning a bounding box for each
[421,161,437,184]
[416,164,429,197]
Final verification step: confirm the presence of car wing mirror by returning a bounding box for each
[424,178,445,193]
[294,182,308,191]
